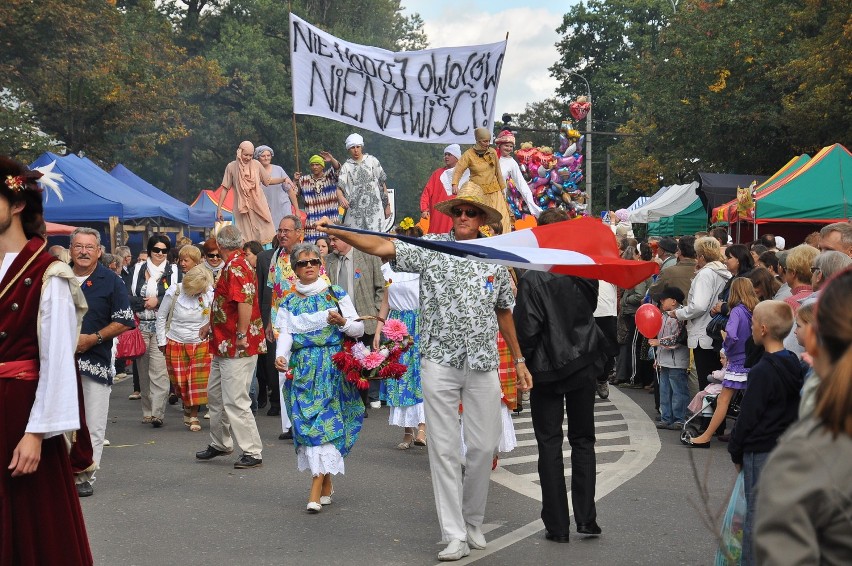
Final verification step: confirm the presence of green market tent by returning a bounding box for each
[755,143,850,224]
[648,197,708,237]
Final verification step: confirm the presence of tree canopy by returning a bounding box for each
[0,0,438,218]
[547,0,849,211]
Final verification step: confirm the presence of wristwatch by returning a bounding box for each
[95,331,104,345]
[236,331,247,340]
[514,357,526,366]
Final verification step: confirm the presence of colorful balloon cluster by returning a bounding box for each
[514,119,587,213]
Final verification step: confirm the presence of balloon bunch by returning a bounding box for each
[514,120,587,213]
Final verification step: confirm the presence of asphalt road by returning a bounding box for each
[81,377,736,566]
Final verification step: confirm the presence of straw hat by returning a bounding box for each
[434,181,504,225]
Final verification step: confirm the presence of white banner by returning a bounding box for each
[290,13,506,144]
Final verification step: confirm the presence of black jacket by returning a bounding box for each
[513,271,605,385]
[128,261,178,314]
[728,349,804,465]
[256,248,276,328]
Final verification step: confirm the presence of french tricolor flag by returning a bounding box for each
[332,216,658,288]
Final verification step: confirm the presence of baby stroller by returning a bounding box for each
[680,388,745,443]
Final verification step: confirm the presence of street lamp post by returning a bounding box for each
[569,73,592,214]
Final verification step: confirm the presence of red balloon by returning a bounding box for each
[635,303,663,339]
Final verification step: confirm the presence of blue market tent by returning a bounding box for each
[32,153,170,222]
[64,155,187,224]
[109,163,209,226]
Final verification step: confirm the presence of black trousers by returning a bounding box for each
[530,378,597,535]
[257,340,277,407]
[594,316,618,380]
[693,346,722,391]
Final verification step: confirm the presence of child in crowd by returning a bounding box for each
[792,303,818,417]
[686,351,725,415]
[649,287,689,429]
[684,278,759,446]
[728,300,804,566]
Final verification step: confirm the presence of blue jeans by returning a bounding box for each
[742,451,769,566]
[658,366,689,424]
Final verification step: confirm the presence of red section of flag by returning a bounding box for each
[531,217,659,288]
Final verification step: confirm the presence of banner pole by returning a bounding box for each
[289,1,300,171]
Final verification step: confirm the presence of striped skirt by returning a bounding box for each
[497,331,518,410]
[165,339,212,406]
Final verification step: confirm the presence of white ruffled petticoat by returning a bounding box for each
[388,402,426,428]
[498,404,517,453]
[296,443,345,476]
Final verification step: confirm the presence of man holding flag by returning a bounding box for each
[318,181,532,561]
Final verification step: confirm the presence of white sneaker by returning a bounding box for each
[203,411,210,420]
[103,439,111,447]
[466,524,486,550]
[438,539,470,561]
[369,401,381,409]
[306,501,322,513]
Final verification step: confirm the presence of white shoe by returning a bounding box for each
[306,501,322,513]
[203,411,210,420]
[466,524,486,550]
[369,401,381,409]
[103,439,111,447]
[438,539,470,561]
[320,492,333,506]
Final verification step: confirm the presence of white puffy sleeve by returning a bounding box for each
[337,293,365,338]
[508,159,542,216]
[274,306,293,364]
[27,276,80,437]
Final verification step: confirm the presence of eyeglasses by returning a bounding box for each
[450,207,483,219]
[71,244,98,252]
[810,266,821,274]
[293,258,322,269]
[277,228,298,235]
[206,253,221,259]
[151,247,168,254]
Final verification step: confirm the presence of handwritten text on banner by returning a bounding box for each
[290,13,506,144]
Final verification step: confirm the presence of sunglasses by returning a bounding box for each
[207,253,221,259]
[450,207,483,219]
[151,247,169,254]
[293,258,322,269]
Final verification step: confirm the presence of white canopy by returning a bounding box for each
[629,182,700,223]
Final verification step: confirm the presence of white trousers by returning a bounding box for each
[421,359,501,542]
[76,377,111,483]
[137,329,169,420]
[208,355,263,457]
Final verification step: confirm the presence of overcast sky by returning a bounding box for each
[402,1,580,117]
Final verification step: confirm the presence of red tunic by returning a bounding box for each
[419,167,455,234]
[0,237,93,566]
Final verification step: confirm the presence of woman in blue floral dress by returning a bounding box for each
[376,221,425,449]
[274,242,365,513]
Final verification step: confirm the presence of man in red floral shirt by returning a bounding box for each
[196,225,265,469]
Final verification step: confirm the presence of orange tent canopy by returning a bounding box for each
[191,187,234,213]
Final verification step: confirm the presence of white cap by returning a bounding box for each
[345,133,364,149]
[443,144,461,159]
[775,236,785,250]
